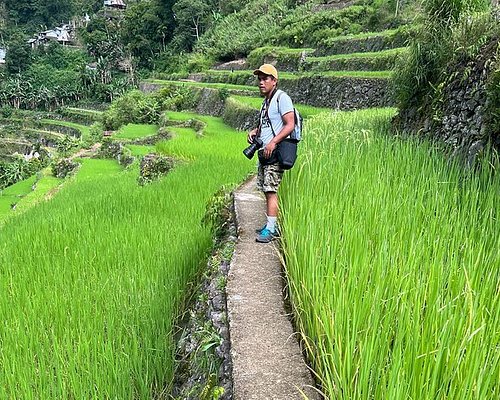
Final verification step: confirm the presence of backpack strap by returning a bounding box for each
[265,90,285,137]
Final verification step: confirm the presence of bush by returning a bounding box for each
[153,85,200,111]
[187,53,215,73]
[138,153,174,185]
[51,158,80,179]
[102,90,161,130]
[89,122,105,143]
[0,156,47,189]
[393,6,496,110]
[0,105,14,118]
[96,139,124,159]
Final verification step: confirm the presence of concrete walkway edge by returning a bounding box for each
[227,177,319,400]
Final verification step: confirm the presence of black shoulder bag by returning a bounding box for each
[268,92,298,170]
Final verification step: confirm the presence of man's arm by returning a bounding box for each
[263,111,295,158]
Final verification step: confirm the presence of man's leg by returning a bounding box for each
[264,191,278,233]
[265,191,278,217]
[256,164,283,242]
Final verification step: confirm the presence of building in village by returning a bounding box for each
[104,0,127,10]
[28,24,75,48]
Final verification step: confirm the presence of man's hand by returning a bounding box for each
[247,129,258,144]
[264,140,277,158]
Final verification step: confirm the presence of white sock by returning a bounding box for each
[266,216,277,232]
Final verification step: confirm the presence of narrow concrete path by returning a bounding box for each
[227,177,319,400]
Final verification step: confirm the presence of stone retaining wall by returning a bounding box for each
[280,76,393,109]
[394,38,499,164]
[141,75,393,120]
[190,73,393,109]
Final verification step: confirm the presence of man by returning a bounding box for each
[247,64,295,243]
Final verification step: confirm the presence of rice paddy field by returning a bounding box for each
[0,115,253,398]
[279,109,500,399]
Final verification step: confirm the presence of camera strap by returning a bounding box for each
[259,88,279,138]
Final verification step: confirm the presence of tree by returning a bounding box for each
[32,0,74,27]
[172,0,213,50]
[121,1,163,66]
[120,0,176,67]
[5,32,32,74]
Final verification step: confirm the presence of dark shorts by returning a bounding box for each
[257,162,284,193]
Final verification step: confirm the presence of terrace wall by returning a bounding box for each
[279,76,393,109]
[393,38,500,164]
[314,27,413,56]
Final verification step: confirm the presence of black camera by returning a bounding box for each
[243,137,263,159]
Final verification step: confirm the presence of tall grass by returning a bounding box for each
[280,109,500,399]
[114,123,158,140]
[0,115,252,398]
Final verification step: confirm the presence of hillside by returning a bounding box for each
[0,0,498,399]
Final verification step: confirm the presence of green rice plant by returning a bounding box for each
[125,144,156,157]
[0,168,62,225]
[0,116,253,398]
[279,108,500,399]
[0,175,37,216]
[113,123,158,140]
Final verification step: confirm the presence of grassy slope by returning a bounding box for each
[206,69,393,79]
[0,116,254,398]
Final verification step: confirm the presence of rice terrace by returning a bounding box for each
[0,0,499,399]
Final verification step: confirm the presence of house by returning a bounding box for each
[0,47,6,64]
[104,0,126,10]
[29,24,75,48]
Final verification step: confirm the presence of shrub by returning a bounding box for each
[138,153,174,185]
[153,85,200,111]
[51,158,80,179]
[102,90,161,130]
[89,122,105,143]
[393,5,496,110]
[0,105,14,118]
[97,139,124,159]
[187,53,215,73]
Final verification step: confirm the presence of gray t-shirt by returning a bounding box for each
[259,89,294,146]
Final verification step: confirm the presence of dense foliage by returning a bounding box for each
[2,0,417,75]
[393,0,497,109]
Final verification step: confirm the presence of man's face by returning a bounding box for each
[257,74,277,97]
